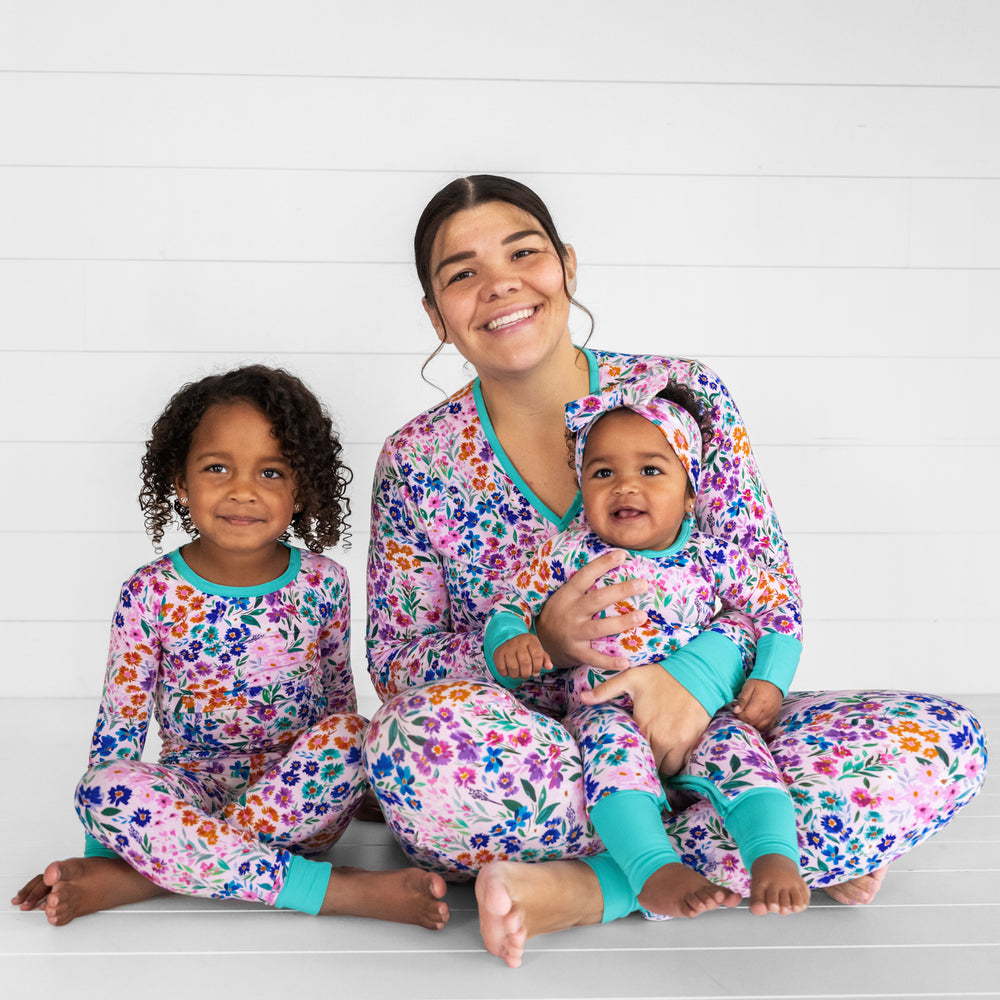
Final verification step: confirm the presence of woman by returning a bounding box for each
[363,175,987,967]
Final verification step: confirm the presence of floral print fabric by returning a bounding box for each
[364,349,987,895]
[75,547,366,903]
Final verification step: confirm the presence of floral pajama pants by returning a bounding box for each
[76,713,368,905]
[363,682,987,896]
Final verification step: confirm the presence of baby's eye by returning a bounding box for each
[593,468,613,479]
[641,466,662,476]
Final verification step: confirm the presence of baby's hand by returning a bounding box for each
[494,634,552,680]
[732,679,783,731]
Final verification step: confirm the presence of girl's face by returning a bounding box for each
[580,409,694,552]
[423,200,577,382]
[174,400,297,564]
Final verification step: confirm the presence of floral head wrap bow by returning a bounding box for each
[565,373,702,496]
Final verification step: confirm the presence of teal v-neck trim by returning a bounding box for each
[169,543,301,597]
[474,348,599,530]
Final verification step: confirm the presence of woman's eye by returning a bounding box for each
[512,248,536,260]
[446,268,474,285]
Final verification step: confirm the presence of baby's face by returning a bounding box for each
[580,409,692,552]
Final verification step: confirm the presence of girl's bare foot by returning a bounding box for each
[476,859,605,969]
[319,866,448,929]
[639,862,741,918]
[822,865,887,905]
[12,857,166,926]
[748,854,810,915]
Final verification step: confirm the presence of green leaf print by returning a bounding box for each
[100,808,121,817]
[521,779,537,802]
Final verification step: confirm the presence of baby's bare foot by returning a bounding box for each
[639,862,741,918]
[748,854,810,916]
[320,867,448,929]
[822,866,887,905]
[476,860,604,969]
[33,857,165,926]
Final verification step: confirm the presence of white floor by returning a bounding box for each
[2,695,996,1000]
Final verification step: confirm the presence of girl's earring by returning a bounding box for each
[179,497,189,505]
[293,503,302,512]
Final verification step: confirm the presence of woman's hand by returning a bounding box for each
[580,664,710,776]
[535,549,650,671]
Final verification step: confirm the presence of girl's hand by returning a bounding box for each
[580,664,710,777]
[535,549,650,671]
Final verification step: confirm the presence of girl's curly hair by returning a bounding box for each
[140,365,351,553]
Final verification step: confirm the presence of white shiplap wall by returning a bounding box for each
[1,1,997,703]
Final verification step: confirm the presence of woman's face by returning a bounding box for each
[423,200,576,381]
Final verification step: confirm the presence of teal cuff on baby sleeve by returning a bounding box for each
[747,634,802,696]
[661,630,744,716]
[274,854,332,915]
[484,611,532,690]
[83,832,119,859]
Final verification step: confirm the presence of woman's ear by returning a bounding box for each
[422,297,449,343]
[563,244,578,298]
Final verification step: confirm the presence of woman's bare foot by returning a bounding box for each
[319,866,448,929]
[12,857,166,926]
[748,854,810,916]
[476,859,605,969]
[822,866,887,905]
[639,862,741,918]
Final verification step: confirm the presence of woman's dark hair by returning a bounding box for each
[140,365,351,553]
[414,175,594,378]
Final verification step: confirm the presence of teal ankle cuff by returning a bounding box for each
[725,788,800,869]
[83,832,119,860]
[580,853,638,923]
[590,789,680,896]
[274,854,332,915]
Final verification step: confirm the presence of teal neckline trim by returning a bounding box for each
[627,512,694,559]
[169,543,301,597]
[472,348,598,531]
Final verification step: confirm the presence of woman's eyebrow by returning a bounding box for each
[434,230,547,277]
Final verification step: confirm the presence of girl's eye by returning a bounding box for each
[261,468,283,480]
[205,463,227,474]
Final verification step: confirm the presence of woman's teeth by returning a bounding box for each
[487,308,534,331]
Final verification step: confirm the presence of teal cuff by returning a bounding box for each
[84,832,119,860]
[274,854,332,915]
[484,611,532,690]
[724,787,800,869]
[661,630,744,716]
[580,853,639,923]
[590,789,677,896]
[748,634,801,696]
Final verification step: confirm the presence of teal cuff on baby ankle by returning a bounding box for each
[724,788,800,869]
[590,790,680,897]
[580,853,638,923]
[274,854,332,915]
[83,832,119,860]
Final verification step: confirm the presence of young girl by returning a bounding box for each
[12,365,448,929]
[487,373,809,918]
